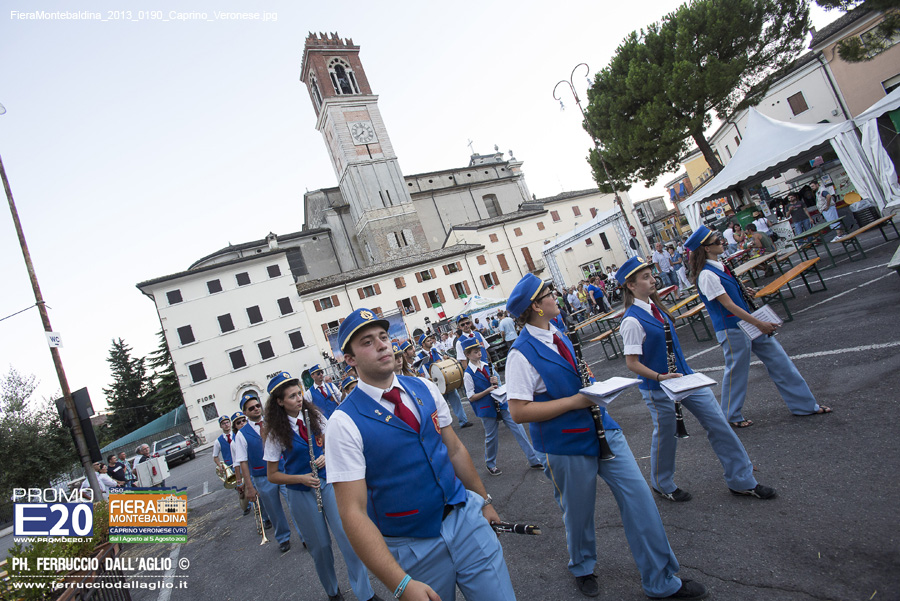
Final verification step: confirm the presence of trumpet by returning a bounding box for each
[663,319,690,439]
[304,406,324,513]
[254,496,269,545]
[216,462,237,489]
[568,332,616,461]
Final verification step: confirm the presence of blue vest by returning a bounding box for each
[310,383,339,419]
[550,314,567,333]
[282,423,326,492]
[336,376,467,538]
[417,347,442,372]
[464,363,507,418]
[459,332,489,363]
[217,434,233,465]
[698,264,747,331]
[237,424,267,477]
[622,306,693,391]
[511,328,620,456]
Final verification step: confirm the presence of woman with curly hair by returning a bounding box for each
[263,371,378,601]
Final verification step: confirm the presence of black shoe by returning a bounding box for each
[530,463,544,469]
[328,590,344,601]
[653,487,692,502]
[264,520,273,530]
[279,541,290,553]
[648,579,708,600]
[729,483,777,499]
[242,506,251,516]
[487,466,502,476]
[575,574,600,597]
[460,422,474,428]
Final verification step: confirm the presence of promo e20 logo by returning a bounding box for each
[14,503,94,537]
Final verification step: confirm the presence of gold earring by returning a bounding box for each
[537,308,544,317]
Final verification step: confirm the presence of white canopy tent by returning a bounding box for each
[680,109,857,229]
[853,87,900,209]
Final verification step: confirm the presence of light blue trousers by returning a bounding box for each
[285,482,374,600]
[539,430,682,598]
[384,490,516,601]
[251,474,291,544]
[716,328,820,423]
[543,430,681,597]
[444,387,470,425]
[640,387,757,493]
[480,408,541,468]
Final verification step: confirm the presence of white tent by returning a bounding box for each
[854,86,900,124]
[680,109,855,229]
[853,87,900,209]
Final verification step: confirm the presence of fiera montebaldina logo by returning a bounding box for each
[109,489,188,543]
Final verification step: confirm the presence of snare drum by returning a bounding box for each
[430,359,464,394]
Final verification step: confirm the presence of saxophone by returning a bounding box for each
[216,462,237,489]
[569,332,616,461]
[663,319,690,439]
[303,406,324,513]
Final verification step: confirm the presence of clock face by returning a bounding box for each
[348,121,377,145]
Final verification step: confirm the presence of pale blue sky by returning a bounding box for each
[0,1,837,409]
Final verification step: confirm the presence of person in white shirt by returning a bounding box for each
[651,242,677,287]
[81,462,120,502]
[810,180,845,241]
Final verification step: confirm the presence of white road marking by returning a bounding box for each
[795,273,893,314]
[693,341,900,373]
[156,545,181,601]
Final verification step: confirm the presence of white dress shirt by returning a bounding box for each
[324,375,452,483]
[697,260,727,300]
[620,298,663,355]
[232,420,264,463]
[505,323,568,401]
[263,412,328,462]
[304,382,343,405]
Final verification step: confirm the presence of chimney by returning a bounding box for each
[266,232,278,250]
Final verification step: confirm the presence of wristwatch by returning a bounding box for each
[483,494,493,508]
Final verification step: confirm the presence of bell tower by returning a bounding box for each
[300,32,427,266]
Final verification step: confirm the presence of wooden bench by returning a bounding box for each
[833,214,899,262]
[668,294,700,315]
[775,248,797,272]
[676,304,712,342]
[753,257,826,322]
[588,327,622,360]
[888,242,900,278]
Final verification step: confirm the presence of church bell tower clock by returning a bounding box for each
[300,32,427,266]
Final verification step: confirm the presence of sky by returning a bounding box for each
[0,0,839,411]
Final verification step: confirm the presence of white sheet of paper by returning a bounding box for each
[738,304,784,340]
[659,373,717,402]
[491,385,507,402]
[580,377,640,406]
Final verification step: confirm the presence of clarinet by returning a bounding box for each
[663,319,690,439]
[303,406,324,513]
[568,332,616,461]
[488,362,502,419]
[491,521,542,535]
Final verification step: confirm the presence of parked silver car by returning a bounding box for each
[152,434,196,466]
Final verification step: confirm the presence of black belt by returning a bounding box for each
[442,501,465,521]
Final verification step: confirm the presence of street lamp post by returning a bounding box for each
[0,103,103,499]
[553,63,638,258]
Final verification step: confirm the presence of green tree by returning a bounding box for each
[102,338,155,438]
[0,369,76,517]
[147,329,185,415]
[815,1,900,62]
[584,0,810,190]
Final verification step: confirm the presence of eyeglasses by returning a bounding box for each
[459,321,472,328]
[234,419,247,426]
[244,404,261,411]
[703,236,725,246]
[535,291,554,303]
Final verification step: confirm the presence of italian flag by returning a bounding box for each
[432,302,446,319]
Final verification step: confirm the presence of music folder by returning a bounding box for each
[659,373,717,402]
[738,305,783,340]
[580,377,640,407]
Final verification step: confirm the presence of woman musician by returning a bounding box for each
[616,257,775,502]
[504,273,707,600]
[263,372,378,601]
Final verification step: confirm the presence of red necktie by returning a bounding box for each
[552,334,577,372]
[319,386,327,398]
[479,367,490,380]
[382,387,420,432]
[226,434,231,444]
[651,304,666,324]
[296,418,309,443]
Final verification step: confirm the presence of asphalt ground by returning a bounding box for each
[9,227,899,601]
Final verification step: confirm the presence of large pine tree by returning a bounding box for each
[103,338,155,438]
[146,329,185,415]
[583,0,810,190]
[815,1,899,63]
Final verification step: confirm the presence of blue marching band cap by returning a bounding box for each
[684,225,715,252]
[267,371,299,395]
[455,313,470,324]
[239,392,258,410]
[230,411,245,422]
[308,363,324,375]
[506,273,544,319]
[340,375,357,390]
[392,341,402,355]
[343,364,354,374]
[399,339,413,352]
[615,256,652,285]
[461,336,483,353]
[218,415,231,424]
[337,308,390,352]
[417,332,434,346]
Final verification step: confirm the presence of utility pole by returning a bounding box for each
[0,104,103,500]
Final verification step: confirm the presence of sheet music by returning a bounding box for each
[491,385,507,402]
[659,373,717,402]
[738,304,784,340]
[580,377,640,407]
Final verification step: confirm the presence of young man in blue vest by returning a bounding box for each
[421,323,472,428]
[233,395,294,553]
[326,308,516,601]
[304,364,342,419]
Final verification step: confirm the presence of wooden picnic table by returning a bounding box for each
[787,218,844,269]
[733,251,779,286]
[668,294,700,315]
[657,284,678,301]
[573,312,609,336]
[832,214,899,262]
